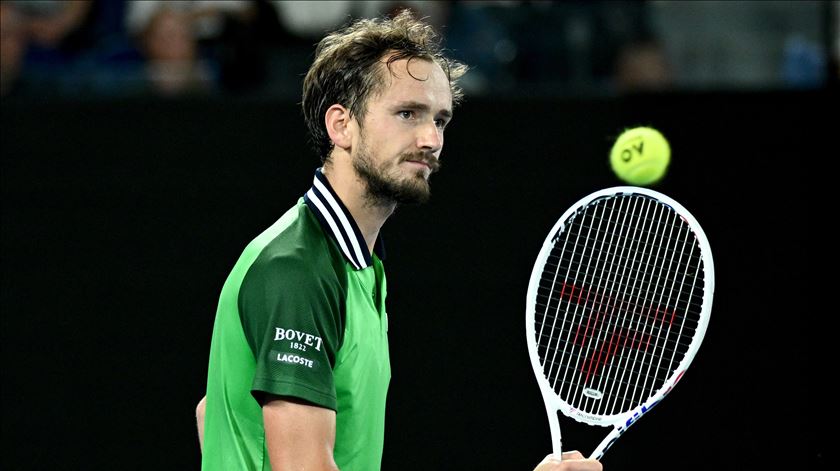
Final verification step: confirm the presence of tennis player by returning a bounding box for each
[196,10,601,471]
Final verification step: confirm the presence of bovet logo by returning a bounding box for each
[274,327,323,351]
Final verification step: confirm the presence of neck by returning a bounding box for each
[322,160,394,255]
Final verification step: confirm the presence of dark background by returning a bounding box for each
[1,89,828,470]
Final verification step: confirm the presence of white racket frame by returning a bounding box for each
[525,186,714,460]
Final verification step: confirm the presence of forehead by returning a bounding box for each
[373,57,453,111]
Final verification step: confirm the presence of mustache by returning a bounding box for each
[399,152,441,173]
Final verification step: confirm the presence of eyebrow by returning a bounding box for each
[395,101,452,119]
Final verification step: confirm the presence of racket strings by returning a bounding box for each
[535,280,704,323]
[566,219,693,247]
[534,265,703,356]
[541,256,703,293]
[538,312,690,374]
[539,347,678,382]
[575,200,696,414]
[541,216,704,305]
[534,318,694,358]
[584,199,692,414]
[534,194,706,417]
[536,320,689,409]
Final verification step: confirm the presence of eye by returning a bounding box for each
[434,119,448,129]
[398,110,415,120]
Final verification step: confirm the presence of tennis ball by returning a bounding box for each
[609,127,670,186]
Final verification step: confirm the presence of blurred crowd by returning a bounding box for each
[0,0,832,99]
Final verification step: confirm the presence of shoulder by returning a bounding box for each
[244,203,347,293]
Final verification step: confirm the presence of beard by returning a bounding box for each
[352,140,441,207]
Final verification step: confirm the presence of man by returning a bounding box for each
[197,10,601,471]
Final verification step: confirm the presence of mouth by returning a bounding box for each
[404,159,431,169]
[401,155,441,174]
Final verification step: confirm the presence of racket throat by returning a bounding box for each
[590,427,622,460]
[545,404,563,456]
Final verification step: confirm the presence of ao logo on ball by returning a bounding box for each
[609,127,671,186]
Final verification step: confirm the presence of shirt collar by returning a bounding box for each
[304,168,385,270]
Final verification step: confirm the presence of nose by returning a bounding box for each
[416,121,443,155]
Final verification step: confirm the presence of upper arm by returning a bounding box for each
[239,252,345,410]
[263,396,338,471]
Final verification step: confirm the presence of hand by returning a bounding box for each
[533,451,602,471]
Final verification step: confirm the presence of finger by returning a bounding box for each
[534,456,603,471]
[561,450,585,460]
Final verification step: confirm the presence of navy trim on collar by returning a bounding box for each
[303,168,385,270]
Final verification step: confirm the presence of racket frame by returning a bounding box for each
[525,186,714,459]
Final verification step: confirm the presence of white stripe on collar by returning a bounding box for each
[304,168,378,270]
[311,177,368,267]
[305,188,362,270]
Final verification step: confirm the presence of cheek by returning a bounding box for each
[373,137,407,161]
[360,120,416,160]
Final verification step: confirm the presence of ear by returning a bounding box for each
[325,104,353,150]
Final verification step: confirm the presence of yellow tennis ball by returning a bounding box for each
[609,127,671,186]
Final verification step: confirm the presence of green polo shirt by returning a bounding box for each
[202,169,390,470]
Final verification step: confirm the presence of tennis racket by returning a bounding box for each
[525,187,714,460]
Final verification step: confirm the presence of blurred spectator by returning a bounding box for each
[835,0,840,83]
[1,0,832,99]
[17,0,93,50]
[213,0,285,94]
[836,0,840,81]
[650,0,828,90]
[139,7,211,96]
[0,2,27,96]
[267,1,448,39]
[443,2,520,94]
[255,1,450,96]
[445,1,660,95]
[1,0,96,96]
[353,1,450,33]
[125,1,255,96]
[614,38,672,92]
[125,1,252,43]
[782,34,826,88]
[269,0,352,39]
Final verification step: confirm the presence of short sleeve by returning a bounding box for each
[238,252,345,410]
